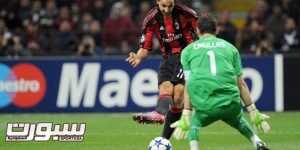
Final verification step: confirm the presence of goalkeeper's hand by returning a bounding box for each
[246,104,271,133]
[170,109,191,140]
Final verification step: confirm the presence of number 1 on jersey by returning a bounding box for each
[207,50,217,76]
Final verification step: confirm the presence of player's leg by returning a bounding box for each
[132,81,173,124]
[156,81,174,115]
[188,111,202,150]
[132,60,173,124]
[161,83,184,139]
[222,103,254,140]
[161,55,186,139]
[222,103,269,150]
[188,110,218,150]
[234,114,269,150]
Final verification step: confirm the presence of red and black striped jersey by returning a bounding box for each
[139,4,198,59]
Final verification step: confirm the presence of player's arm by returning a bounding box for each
[126,20,154,67]
[170,46,192,140]
[232,47,256,107]
[234,47,271,133]
[237,76,271,133]
[183,84,192,110]
[126,48,149,68]
[170,79,192,140]
[191,16,200,36]
[238,76,253,106]
[181,46,193,111]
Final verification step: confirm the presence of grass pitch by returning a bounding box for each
[0,112,299,150]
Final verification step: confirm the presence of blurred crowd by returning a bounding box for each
[217,0,300,56]
[0,0,299,58]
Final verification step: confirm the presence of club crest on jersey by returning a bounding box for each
[140,35,145,43]
[175,22,179,30]
[160,26,164,31]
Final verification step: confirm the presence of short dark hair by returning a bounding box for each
[198,14,217,34]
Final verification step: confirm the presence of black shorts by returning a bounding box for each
[158,55,185,85]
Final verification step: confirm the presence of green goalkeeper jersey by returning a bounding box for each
[181,34,243,110]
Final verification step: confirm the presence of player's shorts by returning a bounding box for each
[158,54,185,85]
[191,101,242,127]
[188,101,254,141]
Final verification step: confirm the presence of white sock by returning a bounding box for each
[250,134,262,147]
[190,140,199,150]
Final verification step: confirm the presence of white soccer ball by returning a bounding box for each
[148,137,172,150]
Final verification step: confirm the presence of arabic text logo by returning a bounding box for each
[6,122,86,142]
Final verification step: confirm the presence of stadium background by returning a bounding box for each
[0,0,299,149]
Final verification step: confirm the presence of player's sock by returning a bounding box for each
[250,134,262,147]
[190,140,200,150]
[233,116,262,146]
[155,94,172,115]
[161,106,182,139]
[224,114,257,143]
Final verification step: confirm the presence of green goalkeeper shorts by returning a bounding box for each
[188,101,254,141]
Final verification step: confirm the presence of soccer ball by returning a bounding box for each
[148,137,172,150]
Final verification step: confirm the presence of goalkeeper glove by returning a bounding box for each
[170,109,191,140]
[246,104,271,133]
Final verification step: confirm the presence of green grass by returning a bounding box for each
[0,112,299,150]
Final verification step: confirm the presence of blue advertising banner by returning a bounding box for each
[0,56,276,113]
[242,56,275,111]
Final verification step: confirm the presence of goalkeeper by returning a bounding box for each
[171,15,271,150]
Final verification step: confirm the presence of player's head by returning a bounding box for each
[198,14,217,35]
[156,0,175,16]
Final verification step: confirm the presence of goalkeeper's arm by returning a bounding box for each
[237,76,271,133]
[170,71,192,140]
[183,83,192,111]
[237,76,254,106]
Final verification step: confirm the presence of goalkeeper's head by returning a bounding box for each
[197,13,217,35]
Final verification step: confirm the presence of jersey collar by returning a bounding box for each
[199,33,215,39]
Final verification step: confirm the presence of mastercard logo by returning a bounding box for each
[0,63,46,108]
